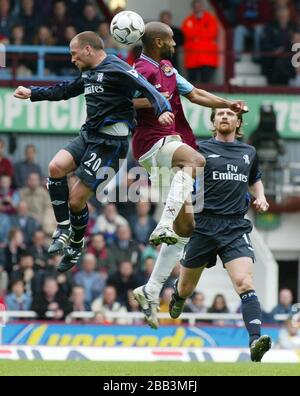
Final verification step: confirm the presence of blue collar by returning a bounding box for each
[140,53,159,68]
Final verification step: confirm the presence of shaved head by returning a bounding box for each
[142,21,173,49]
[71,31,104,50]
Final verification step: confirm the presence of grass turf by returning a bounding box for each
[0,361,299,376]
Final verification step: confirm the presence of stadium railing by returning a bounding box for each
[0,310,288,324]
[0,45,129,82]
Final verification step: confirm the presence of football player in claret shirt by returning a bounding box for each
[132,21,247,329]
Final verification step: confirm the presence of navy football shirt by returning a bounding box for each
[196,138,262,217]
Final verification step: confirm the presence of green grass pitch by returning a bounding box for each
[0,361,299,376]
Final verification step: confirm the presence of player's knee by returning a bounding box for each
[183,154,206,179]
[194,152,206,169]
[48,160,65,178]
[174,216,195,237]
[235,275,254,294]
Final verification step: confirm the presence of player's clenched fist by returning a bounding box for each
[14,86,31,99]
[253,198,269,213]
[158,111,174,126]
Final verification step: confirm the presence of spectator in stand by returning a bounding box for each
[275,0,299,23]
[109,224,141,268]
[140,243,160,264]
[159,10,184,70]
[87,233,117,276]
[10,23,25,45]
[0,264,8,296]
[261,5,297,85]
[183,291,207,314]
[16,0,40,43]
[58,24,77,46]
[277,314,300,349]
[34,253,72,295]
[129,200,157,247]
[233,0,272,61]
[0,174,19,215]
[19,172,52,224]
[5,279,32,311]
[70,285,90,312]
[0,0,16,42]
[0,138,13,179]
[0,212,10,247]
[14,144,42,188]
[92,203,128,245]
[181,0,219,83]
[97,21,119,49]
[10,201,40,246]
[127,290,144,324]
[271,288,294,320]
[31,277,72,320]
[207,293,230,325]
[28,229,49,270]
[73,253,106,307]
[91,285,127,324]
[107,260,140,309]
[74,1,103,33]
[10,251,36,296]
[0,228,25,275]
[35,27,54,48]
[85,201,98,241]
[49,0,73,44]
[137,256,155,285]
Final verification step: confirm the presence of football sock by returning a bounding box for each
[159,170,194,227]
[240,290,262,346]
[70,205,89,248]
[47,176,70,229]
[145,236,190,300]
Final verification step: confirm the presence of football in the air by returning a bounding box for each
[110,11,145,45]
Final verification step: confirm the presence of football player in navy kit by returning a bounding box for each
[169,108,272,362]
[13,31,174,273]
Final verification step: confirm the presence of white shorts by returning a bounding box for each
[139,135,185,202]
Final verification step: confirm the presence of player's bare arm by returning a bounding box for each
[249,180,269,212]
[185,88,247,114]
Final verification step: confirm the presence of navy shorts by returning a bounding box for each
[64,134,129,192]
[181,213,255,269]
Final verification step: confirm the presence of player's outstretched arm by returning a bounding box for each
[14,77,84,102]
[185,88,248,114]
[14,86,31,99]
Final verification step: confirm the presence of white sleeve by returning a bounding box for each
[174,68,194,95]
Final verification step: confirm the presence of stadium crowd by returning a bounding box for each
[0,139,295,324]
[2,0,300,84]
